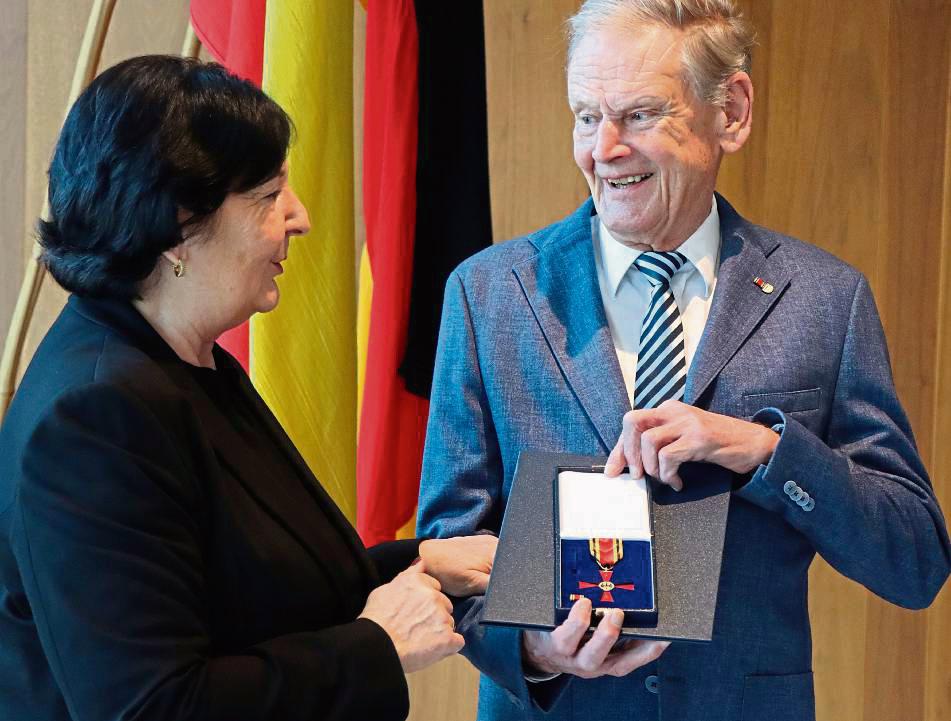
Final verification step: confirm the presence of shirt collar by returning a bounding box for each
[599,196,720,298]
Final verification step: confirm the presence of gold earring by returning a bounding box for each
[172,258,185,278]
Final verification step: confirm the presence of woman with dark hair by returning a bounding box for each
[0,55,494,721]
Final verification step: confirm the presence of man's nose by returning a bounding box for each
[592,119,631,163]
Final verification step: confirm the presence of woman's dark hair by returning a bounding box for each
[39,55,292,298]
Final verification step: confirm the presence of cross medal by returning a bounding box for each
[570,538,636,604]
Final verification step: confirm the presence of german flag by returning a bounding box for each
[357,0,491,545]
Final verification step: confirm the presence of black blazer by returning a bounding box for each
[0,296,420,721]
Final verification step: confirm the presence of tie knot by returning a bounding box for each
[634,251,688,287]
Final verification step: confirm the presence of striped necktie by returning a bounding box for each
[633,251,689,410]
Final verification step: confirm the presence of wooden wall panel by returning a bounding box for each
[926,49,951,719]
[484,0,588,242]
[408,654,480,721]
[0,0,27,347]
[863,5,950,720]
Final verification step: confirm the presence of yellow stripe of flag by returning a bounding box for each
[356,244,372,432]
[252,0,357,522]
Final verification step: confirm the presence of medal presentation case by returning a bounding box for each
[482,451,732,642]
[555,469,658,627]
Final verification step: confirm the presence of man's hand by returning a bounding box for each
[522,598,669,679]
[604,400,780,489]
[418,535,498,597]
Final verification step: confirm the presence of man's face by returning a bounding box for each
[568,24,724,251]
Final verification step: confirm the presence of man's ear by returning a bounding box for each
[718,71,753,155]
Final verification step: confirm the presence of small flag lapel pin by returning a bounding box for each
[753,276,774,294]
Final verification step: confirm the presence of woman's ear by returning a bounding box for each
[161,243,186,268]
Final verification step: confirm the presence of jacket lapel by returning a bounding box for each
[229,359,379,584]
[202,353,379,588]
[513,200,629,451]
[686,195,790,405]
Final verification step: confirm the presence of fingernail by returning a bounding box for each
[611,610,624,627]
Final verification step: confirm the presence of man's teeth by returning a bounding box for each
[607,174,653,188]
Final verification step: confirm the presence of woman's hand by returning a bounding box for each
[359,563,464,673]
[418,535,498,597]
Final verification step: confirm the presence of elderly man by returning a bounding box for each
[418,1,950,720]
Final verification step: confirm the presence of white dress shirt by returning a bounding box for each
[593,198,721,405]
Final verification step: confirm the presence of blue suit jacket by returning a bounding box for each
[417,195,950,721]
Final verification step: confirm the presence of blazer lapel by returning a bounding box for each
[230,361,379,584]
[159,353,378,598]
[513,201,629,451]
[686,196,790,405]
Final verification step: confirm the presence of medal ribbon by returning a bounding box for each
[589,538,623,570]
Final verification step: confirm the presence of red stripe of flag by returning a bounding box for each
[356,0,428,546]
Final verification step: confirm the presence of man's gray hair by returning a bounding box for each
[566,0,755,106]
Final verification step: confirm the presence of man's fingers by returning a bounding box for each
[657,439,691,491]
[639,425,677,479]
[622,409,670,477]
[548,597,593,656]
[621,413,644,478]
[574,609,624,674]
[469,570,491,592]
[605,640,670,677]
[605,438,626,477]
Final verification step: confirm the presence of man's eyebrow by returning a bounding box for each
[631,95,672,106]
[570,95,675,114]
[613,96,675,112]
[568,97,595,112]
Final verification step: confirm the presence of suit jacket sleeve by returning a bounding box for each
[417,271,569,713]
[11,383,408,721]
[367,539,422,583]
[736,274,950,607]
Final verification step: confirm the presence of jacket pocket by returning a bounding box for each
[740,672,815,721]
[741,388,821,418]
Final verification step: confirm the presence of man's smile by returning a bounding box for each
[605,173,654,189]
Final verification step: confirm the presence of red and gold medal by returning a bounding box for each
[569,538,636,603]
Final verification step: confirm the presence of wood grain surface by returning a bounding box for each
[0,0,27,347]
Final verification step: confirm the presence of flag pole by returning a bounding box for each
[0,0,118,420]
[181,18,201,59]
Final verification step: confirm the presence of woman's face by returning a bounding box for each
[186,163,310,326]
